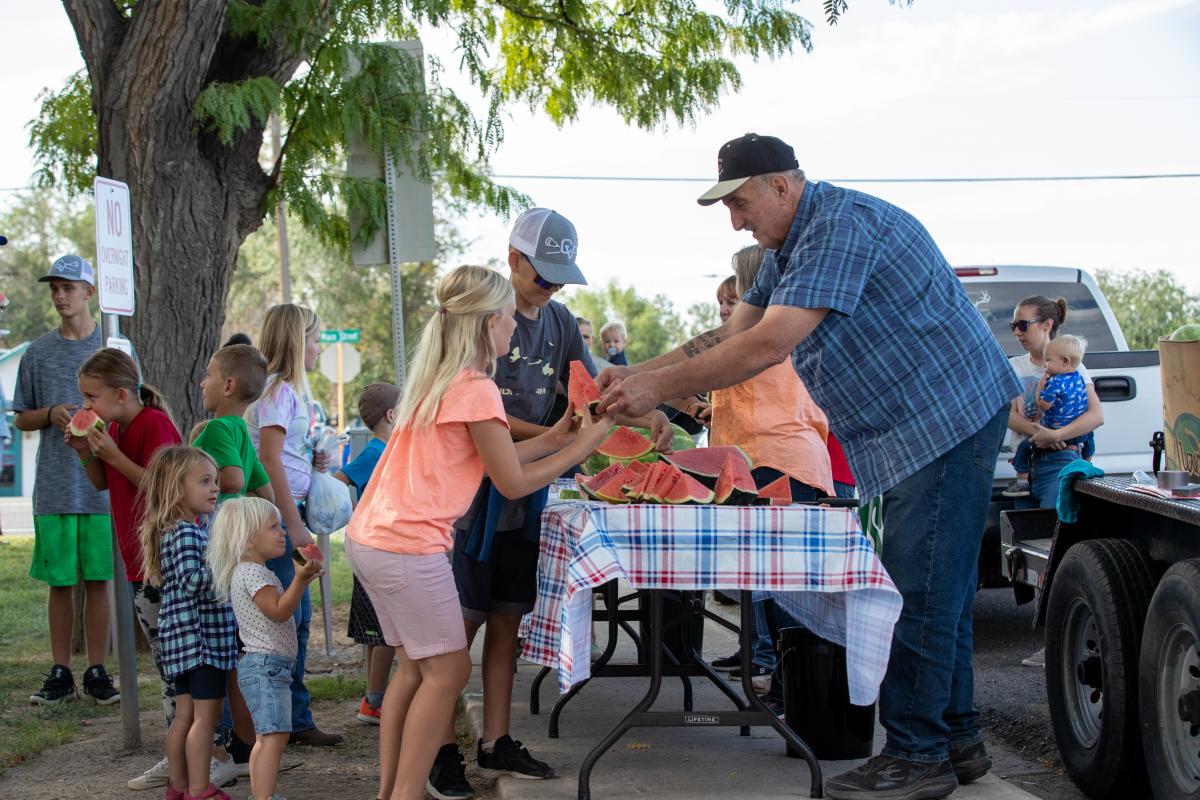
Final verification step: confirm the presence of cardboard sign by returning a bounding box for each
[1161,338,1200,479]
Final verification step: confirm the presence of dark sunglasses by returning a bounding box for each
[522,256,562,291]
[1009,318,1042,333]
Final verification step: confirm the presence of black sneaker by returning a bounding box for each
[757,692,785,718]
[825,755,957,800]
[30,664,77,705]
[1001,478,1031,498]
[710,652,741,672]
[729,664,772,680]
[427,743,474,800]
[949,740,991,785]
[476,735,555,780]
[82,664,121,705]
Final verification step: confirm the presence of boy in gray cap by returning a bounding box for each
[13,255,119,706]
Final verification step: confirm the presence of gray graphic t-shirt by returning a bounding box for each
[12,326,110,515]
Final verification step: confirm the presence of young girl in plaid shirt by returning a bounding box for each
[140,446,236,800]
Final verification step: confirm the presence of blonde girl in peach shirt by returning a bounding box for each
[345,265,612,800]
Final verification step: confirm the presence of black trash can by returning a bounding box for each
[778,626,875,760]
[637,591,705,665]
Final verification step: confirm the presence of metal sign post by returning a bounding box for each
[94,176,140,748]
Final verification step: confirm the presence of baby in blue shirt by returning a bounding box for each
[1009,335,1091,494]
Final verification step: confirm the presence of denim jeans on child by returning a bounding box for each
[237,652,296,735]
[1012,431,1092,476]
[877,406,1008,763]
[265,526,313,734]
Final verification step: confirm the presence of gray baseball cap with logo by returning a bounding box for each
[39,254,96,285]
[508,208,587,286]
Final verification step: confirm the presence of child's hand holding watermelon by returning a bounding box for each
[292,543,325,581]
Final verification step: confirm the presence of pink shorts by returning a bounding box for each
[344,537,467,659]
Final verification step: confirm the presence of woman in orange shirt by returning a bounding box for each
[703,246,834,708]
[345,266,612,800]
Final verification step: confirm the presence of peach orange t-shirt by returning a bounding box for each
[710,361,834,496]
[348,370,507,555]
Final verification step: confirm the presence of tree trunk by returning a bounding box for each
[63,0,305,433]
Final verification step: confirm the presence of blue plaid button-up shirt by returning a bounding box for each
[157,521,238,678]
[743,181,1021,497]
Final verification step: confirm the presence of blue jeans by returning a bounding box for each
[265,530,313,733]
[833,481,856,499]
[878,406,1008,763]
[238,652,296,735]
[749,468,819,672]
[1015,448,1082,510]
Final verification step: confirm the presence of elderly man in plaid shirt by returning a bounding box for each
[598,133,1022,800]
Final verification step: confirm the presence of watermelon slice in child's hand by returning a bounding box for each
[68,409,103,437]
[292,543,324,565]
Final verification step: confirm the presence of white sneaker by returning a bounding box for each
[210,755,239,788]
[127,756,171,790]
[1022,647,1045,667]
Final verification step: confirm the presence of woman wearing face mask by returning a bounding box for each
[1005,296,1104,510]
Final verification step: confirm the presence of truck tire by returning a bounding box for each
[1045,538,1154,799]
[1140,560,1200,800]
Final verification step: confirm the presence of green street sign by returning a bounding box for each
[320,329,361,344]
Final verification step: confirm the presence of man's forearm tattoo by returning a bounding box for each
[683,330,723,359]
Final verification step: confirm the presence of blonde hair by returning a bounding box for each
[397,265,514,429]
[1044,334,1087,368]
[599,320,626,340]
[137,446,218,587]
[732,245,765,296]
[79,348,178,431]
[716,275,738,303]
[259,304,319,402]
[207,497,281,601]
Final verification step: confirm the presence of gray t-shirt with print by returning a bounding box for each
[11,325,110,516]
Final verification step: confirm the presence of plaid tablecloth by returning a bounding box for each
[521,500,902,706]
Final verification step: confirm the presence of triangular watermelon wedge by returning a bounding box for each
[757,475,793,506]
[595,426,654,461]
[647,464,683,503]
[624,464,657,502]
[595,465,643,503]
[714,453,759,505]
[580,463,624,500]
[662,471,715,504]
[663,446,752,488]
[568,360,601,417]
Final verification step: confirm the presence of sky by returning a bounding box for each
[1,0,1198,319]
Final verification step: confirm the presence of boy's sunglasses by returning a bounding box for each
[519,252,563,291]
[1009,318,1042,333]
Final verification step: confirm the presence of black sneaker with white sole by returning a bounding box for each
[729,664,772,680]
[427,743,474,800]
[476,735,554,780]
[30,664,77,705]
[82,664,121,705]
[710,652,741,672]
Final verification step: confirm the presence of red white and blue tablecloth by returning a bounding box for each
[520,500,902,706]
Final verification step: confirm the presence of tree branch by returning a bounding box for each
[61,0,126,94]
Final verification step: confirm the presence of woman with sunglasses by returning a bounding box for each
[1005,296,1104,510]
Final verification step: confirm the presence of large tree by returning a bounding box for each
[32,0,827,429]
[1097,269,1200,350]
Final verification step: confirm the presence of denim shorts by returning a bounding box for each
[237,652,295,735]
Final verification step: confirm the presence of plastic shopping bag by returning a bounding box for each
[305,427,353,534]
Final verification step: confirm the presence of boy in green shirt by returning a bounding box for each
[194,344,274,503]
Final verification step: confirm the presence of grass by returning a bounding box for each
[0,536,357,777]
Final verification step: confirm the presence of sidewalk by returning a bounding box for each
[0,497,33,536]
[465,597,1040,800]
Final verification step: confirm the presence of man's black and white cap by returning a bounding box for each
[697,133,800,206]
[39,254,96,285]
[508,208,587,286]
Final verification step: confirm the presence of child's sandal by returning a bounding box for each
[182,784,232,800]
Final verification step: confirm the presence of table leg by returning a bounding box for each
[739,591,824,798]
[578,590,666,800]
[530,666,552,715]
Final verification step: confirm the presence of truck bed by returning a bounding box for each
[1075,475,1200,527]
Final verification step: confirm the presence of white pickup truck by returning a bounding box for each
[954,265,1163,584]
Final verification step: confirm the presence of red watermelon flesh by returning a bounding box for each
[625,465,657,502]
[647,464,683,503]
[595,426,654,461]
[663,446,752,488]
[292,543,324,565]
[757,475,793,506]
[626,460,651,476]
[662,471,715,504]
[595,465,642,503]
[581,463,624,499]
[637,462,670,502]
[714,453,759,505]
[68,408,103,437]
[568,360,601,416]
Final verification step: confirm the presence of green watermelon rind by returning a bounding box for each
[584,423,696,476]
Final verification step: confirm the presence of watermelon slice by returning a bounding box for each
[595,465,642,503]
[757,475,793,506]
[663,446,752,488]
[68,408,104,437]
[634,462,667,503]
[714,453,759,505]
[595,426,654,462]
[292,543,324,565]
[625,465,657,502]
[647,464,683,503]
[579,463,624,500]
[568,359,601,417]
[662,471,715,504]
